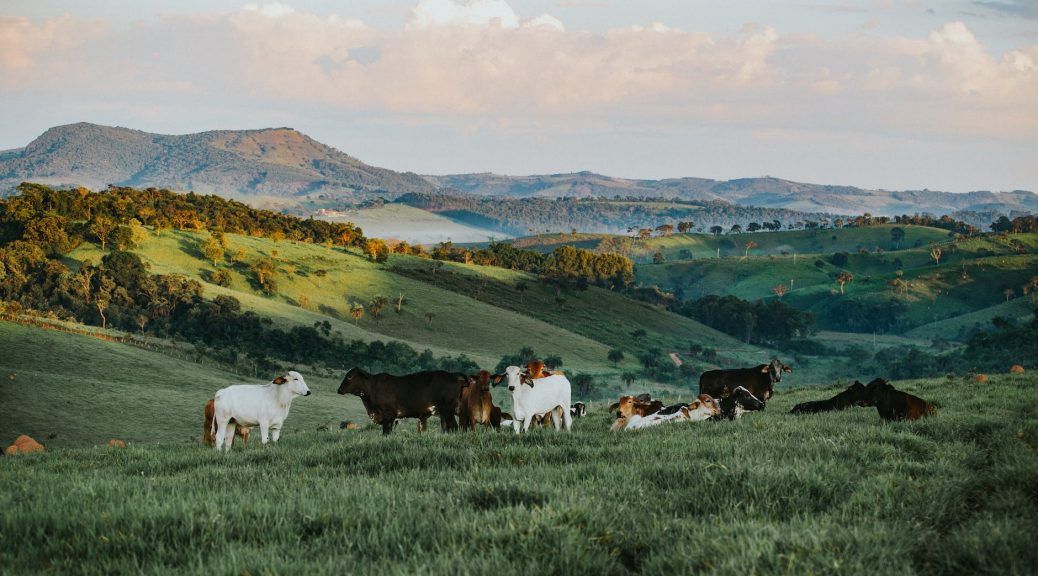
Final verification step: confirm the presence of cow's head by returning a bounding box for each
[274,370,311,396]
[732,386,765,411]
[616,395,637,418]
[765,358,791,383]
[571,402,586,418]
[864,378,892,401]
[844,381,873,406]
[337,367,367,395]
[687,395,721,421]
[474,370,492,392]
[501,365,532,392]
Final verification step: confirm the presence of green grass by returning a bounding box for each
[2,373,1036,574]
[68,227,768,375]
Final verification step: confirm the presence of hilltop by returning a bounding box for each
[0,122,434,199]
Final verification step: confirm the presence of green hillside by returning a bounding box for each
[63,225,767,379]
[0,322,366,450]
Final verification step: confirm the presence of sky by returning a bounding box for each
[1,0,1036,193]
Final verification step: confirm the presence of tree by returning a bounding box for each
[621,371,637,389]
[890,227,905,249]
[395,293,406,314]
[350,303,365,325]
[930,246,942,266]
[1003,288,1014,302]
[368,295,387,323]
[652,251,665,264]
[655,224,674,237]
[607,348,625,366]
[94,274,115,329]
[746,222,761,233]
[835,271,854,295]
[202,235,224,266]
[631,328,647,341]
[90,215,117,254]
[515,280,529,303]
[742,240,758,259]
[424,311,435,326]
[544,355,563,370]
[709,226,723,236]
[729,224,742,234]
[571,373,593,397]
[250,257,278,294]
[771,283,788,299]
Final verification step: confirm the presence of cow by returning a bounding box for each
[459,371,501,431]
[789,381,871,414]
[212,371,311,451]
[570,402,587,418]
[623,396,721,430]
[711,386,766,421]
[615,395,664,418]
[203,398,251,447]
[699,358,791,402]
[864,379,936,421]
[338,367,470,435]
[492,366,572,433]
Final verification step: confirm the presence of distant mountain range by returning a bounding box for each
[423,172,1038,217]
[0,122,434,199]
[1,122,1034,219]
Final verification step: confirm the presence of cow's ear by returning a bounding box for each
[490,374,504,386]
[273,376,288,385]
[760,366,770,373]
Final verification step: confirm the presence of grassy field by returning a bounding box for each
[2,372,1036,574]
[67,227,768,376]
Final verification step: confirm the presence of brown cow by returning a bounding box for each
[203,398,250,447]
[864,379,936,421]
[459,371,502,431]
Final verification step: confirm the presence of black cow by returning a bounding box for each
[337,367,470,435]
[570,402,587,418]
[711,386,766,420]
[698,358,791,402]
[790,381,871,414]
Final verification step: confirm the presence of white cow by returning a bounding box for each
[495,365,572,433]
[212,371,311,451]
[624,397,719,430]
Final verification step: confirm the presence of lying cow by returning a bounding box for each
[790,381,871,414]
[865,379,936,421]
[493,365,572,433]
[699,358,790,402]
[610,395,664,418]
[711,386,766,421]
[211,371,311,451]
[624,396,720,430]
[203,398,250,447]
[338,367,470,434]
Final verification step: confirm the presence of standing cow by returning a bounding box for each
[211,371,311,451]
[337,367,470,435]
[699,358,791,402]
[492,365,573,433]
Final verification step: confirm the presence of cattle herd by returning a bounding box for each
[203,358,937,450]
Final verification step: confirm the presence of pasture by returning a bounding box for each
[3,372,1036,575]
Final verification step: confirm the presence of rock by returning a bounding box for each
[5,435,45,455]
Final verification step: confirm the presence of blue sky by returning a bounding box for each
[1,1,1035,192]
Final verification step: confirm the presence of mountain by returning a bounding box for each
[423,172,1038,219]
[0,122,434,199]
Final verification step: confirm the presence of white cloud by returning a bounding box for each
[407,0,521,29]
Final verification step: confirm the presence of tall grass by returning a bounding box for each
[2,374,1036,574]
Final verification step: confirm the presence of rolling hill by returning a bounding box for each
[424,172,1038,220]
[0,122,434,199]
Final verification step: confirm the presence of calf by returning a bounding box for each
[699,358,790,402]
[615,395,664,418]
[865,379,936,421]
[203,398,250,447]
[570,402,587,418]
[790,382,871,414]
[625,395,721,429]
[338,367,470,434]
[459,371,500,431]
[712,386,765,421]
[212,371,311,451]
[493,366,572,433]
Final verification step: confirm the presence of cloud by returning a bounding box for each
[2,1,1035,143]
[971,1,1038,19]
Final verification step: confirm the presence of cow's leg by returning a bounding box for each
[214,417,230,452]
[381,418,395,435]
[270,423,282,443]
[442,410,458,433]
[562,406,573,431]
[418,417,428,433]
[259,422,270,445]
[521,414,535,433]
